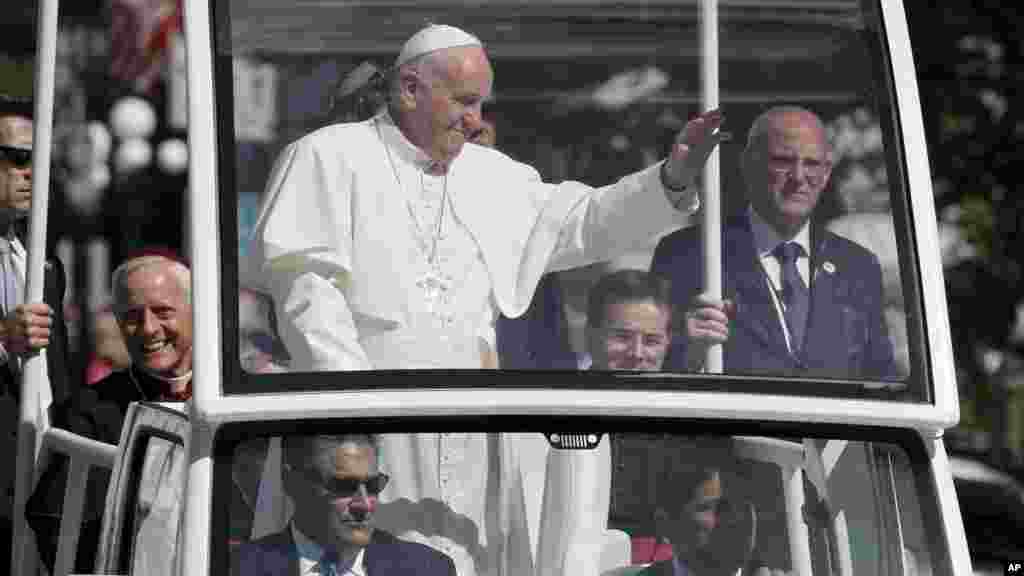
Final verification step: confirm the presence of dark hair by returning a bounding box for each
[0,94,33,119]
[282,434,377,472]
[328,62,389,123]
[657,436,736,511]
[586,269,673,329]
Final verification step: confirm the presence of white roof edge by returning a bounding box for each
[189,388,957,433]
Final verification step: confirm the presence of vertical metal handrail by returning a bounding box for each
[701,0,723,373]
[11,0,59,573]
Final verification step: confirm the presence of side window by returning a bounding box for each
[126,435,186,576]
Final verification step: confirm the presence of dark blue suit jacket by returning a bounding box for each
[232,527,456,576]
[496,273,577,370]
[651,213,898,380]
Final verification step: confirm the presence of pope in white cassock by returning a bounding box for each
[248,23,728,576]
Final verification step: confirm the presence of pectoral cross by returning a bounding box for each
[416,267,455,327]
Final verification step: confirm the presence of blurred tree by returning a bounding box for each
[906,0,1023,465]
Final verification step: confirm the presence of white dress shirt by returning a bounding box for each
[0,234,25,367]
[748,208,811,353]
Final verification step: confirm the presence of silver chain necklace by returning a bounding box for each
[376,121,455,321]
[376,122,450,264]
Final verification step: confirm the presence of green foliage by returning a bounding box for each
[957,195,994,261]
[0,53,34,98]
[907,2,1024,456]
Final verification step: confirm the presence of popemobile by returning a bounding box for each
[11,0,974,575]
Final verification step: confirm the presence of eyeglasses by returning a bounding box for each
[765,155,830,180]
[0,145,31,169]
[289,467,390,499]
[604,328,669,349]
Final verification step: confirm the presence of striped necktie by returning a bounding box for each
[773,242,809,354]
[319,548,340,576]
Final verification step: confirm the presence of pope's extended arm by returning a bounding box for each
[544,110,728,272]
[662,108,731,193]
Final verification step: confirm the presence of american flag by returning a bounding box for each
[110,0,182,93]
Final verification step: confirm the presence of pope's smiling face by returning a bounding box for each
[116,263,193,378]
[401,46,493,168]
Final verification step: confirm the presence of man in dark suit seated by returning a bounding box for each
[651,106,898,379]
[497,273,577,369]
[234,433,456,576]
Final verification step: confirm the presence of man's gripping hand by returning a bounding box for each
[3,302,54,357]
[684,293,735,371]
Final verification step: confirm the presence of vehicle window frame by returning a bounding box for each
[213,0,932,404]
[113,428,187,574]
[209,416,952,576]
[94,403,190,574]
[126,434,186,576]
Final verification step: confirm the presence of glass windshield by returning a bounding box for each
[216,427,941,576]
[222,0,926,399]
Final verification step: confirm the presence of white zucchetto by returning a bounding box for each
[394,24,483,68]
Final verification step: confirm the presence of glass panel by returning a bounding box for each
[130,436,185,576]
[219,430,940,576]
[222,0,924,400]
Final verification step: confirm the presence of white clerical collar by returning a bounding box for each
[135,364,193,386]
[291,524,366,576]
[375,112,446,174]
[748,207,810,259]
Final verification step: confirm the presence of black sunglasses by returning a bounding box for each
[289,467,390,499]
[0,145,31,169]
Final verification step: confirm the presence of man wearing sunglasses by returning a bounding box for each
[0,94,69,387]
[235,434,456,576]
[0,93,70,574]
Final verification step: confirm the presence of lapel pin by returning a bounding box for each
[822,261,836,274]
